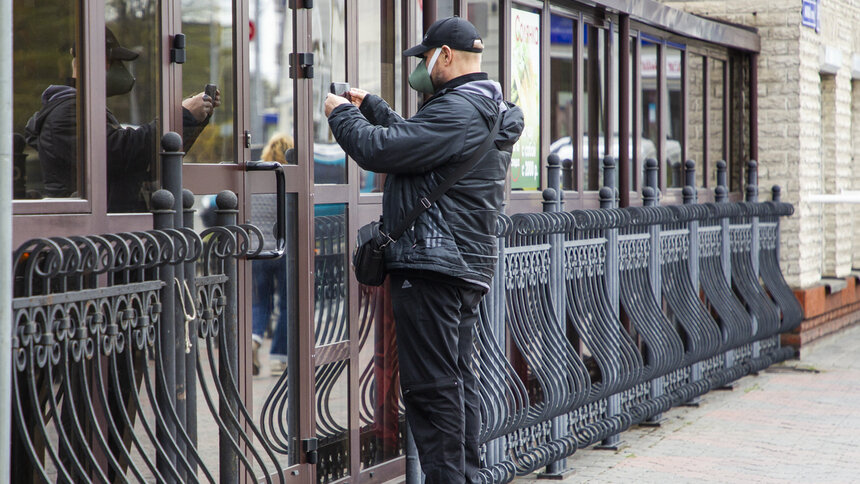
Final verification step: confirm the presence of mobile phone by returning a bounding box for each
[204,83,218,99]
[330,82,351,101]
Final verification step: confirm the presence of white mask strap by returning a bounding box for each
[426,48,443,76]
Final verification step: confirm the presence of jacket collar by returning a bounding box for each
[426,72,488,103]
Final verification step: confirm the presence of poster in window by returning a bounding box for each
[510,7,540,190]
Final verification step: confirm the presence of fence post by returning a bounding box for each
[599,157,622,448]
[487,207,508,473]
[541,185,570,476]
[182,188,198,473]
[683,161,702,404]
[152,189,178,480]
[215,190,240,484]
[716,161,734,374]
[643,159,664,424]
[746,161,761,360]
[160,132,187,477]
[772,186,782,261]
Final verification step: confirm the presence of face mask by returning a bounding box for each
[408,48,442,94]
[106,61,136,97]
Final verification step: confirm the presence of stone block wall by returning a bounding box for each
[662,0,860,289]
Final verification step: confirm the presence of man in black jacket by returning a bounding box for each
[325,17,524,483]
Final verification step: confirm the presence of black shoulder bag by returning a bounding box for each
[353,108,503,286]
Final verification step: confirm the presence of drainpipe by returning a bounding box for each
[0,0,14,479]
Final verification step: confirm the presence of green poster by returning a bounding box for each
[510,7,541,190]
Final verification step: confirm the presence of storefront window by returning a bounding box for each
[357,0,403,193]
[583,24,605,191]
[466,0,500,81]
[549,14,575,189]
[666,45,683,188]
[640,38,658,188]
[313,0,347,185]
[13,1,82,201]
[510,5,541,191]
[182,0,236,165]
[710,58,726,189]
[688,53,705,188]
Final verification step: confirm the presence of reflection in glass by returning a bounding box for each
[629,36,637,190]
[316,360,350,483]
[315,204,349,346]
[358,285,404,469]
[640,38,659,188]
[466,0,500,81]
[549,15,575,189]
[14,0,81,201]
[104,1,163,212]
[688,53,705,188]
[251,1,294,162]
[666,45,683,188]
[357,0,403,193]
[182,0,236,164]
[710,59,725,189]
[583,24,604,191]
[313,0,347,185]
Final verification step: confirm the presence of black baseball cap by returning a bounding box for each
[403,16,483,57]
[106,28,140,61]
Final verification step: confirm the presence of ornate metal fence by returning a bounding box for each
[473,158,800,484]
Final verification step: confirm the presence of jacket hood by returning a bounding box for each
[454,80,523,151]
[26,85,77,137]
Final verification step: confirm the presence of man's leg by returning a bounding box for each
[458,288,484,484]
[390,273,468,483]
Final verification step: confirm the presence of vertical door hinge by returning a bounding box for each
[302,437,318,464]
[170,33,186,64]
[289,53,314,79]
[289,0,313,8]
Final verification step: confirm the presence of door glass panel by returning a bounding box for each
[357,0,403,193]
[250,1,294,162]
[105,1,161,212]
[688,53,705,187]
[14,1,82,200]
[583,24,604,191]
[666,45,683,188]
[182,0,236,164]
[549,14,574,189]
[315,204,349,346]
[358,286,404,469]
[316,360,350,483]
[313,0,347,185]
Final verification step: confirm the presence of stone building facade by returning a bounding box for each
[662,0,860,345]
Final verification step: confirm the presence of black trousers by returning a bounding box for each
[389,273,484,484]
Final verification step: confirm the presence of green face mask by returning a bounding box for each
[106,61,136,97]
[408,48,442,94]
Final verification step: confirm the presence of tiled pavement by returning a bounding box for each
[515,324,860,483]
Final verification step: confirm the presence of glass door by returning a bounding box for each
[178,0,313,481]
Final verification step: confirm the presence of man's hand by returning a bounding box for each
[183,89,221,122]
[325,93,351,117]
[347,88,368,108]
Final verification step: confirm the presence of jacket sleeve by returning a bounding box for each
[327,96,475,175]
[359,94,405,127]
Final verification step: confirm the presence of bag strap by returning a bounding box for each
[387,103,503,241]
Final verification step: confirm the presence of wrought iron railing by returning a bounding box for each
[473,158,800,483]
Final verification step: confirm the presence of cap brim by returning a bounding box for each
[402,43,431,57]
[109,47,140,61]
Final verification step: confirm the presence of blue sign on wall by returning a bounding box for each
[802,0,819,32]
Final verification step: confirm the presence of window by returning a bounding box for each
[312,0,347,185]
[357,0,404,193]
[13,1,82,201]
[510,5,541,191]
[182,0,236,165]
[466,0,500,81]
[549,14,575,189]
[688,53,705,188]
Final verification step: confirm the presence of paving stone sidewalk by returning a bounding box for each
[516,324,860,484]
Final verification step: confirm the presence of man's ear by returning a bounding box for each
[441,45,453,66]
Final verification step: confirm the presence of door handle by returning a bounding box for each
[245,161,286,259]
